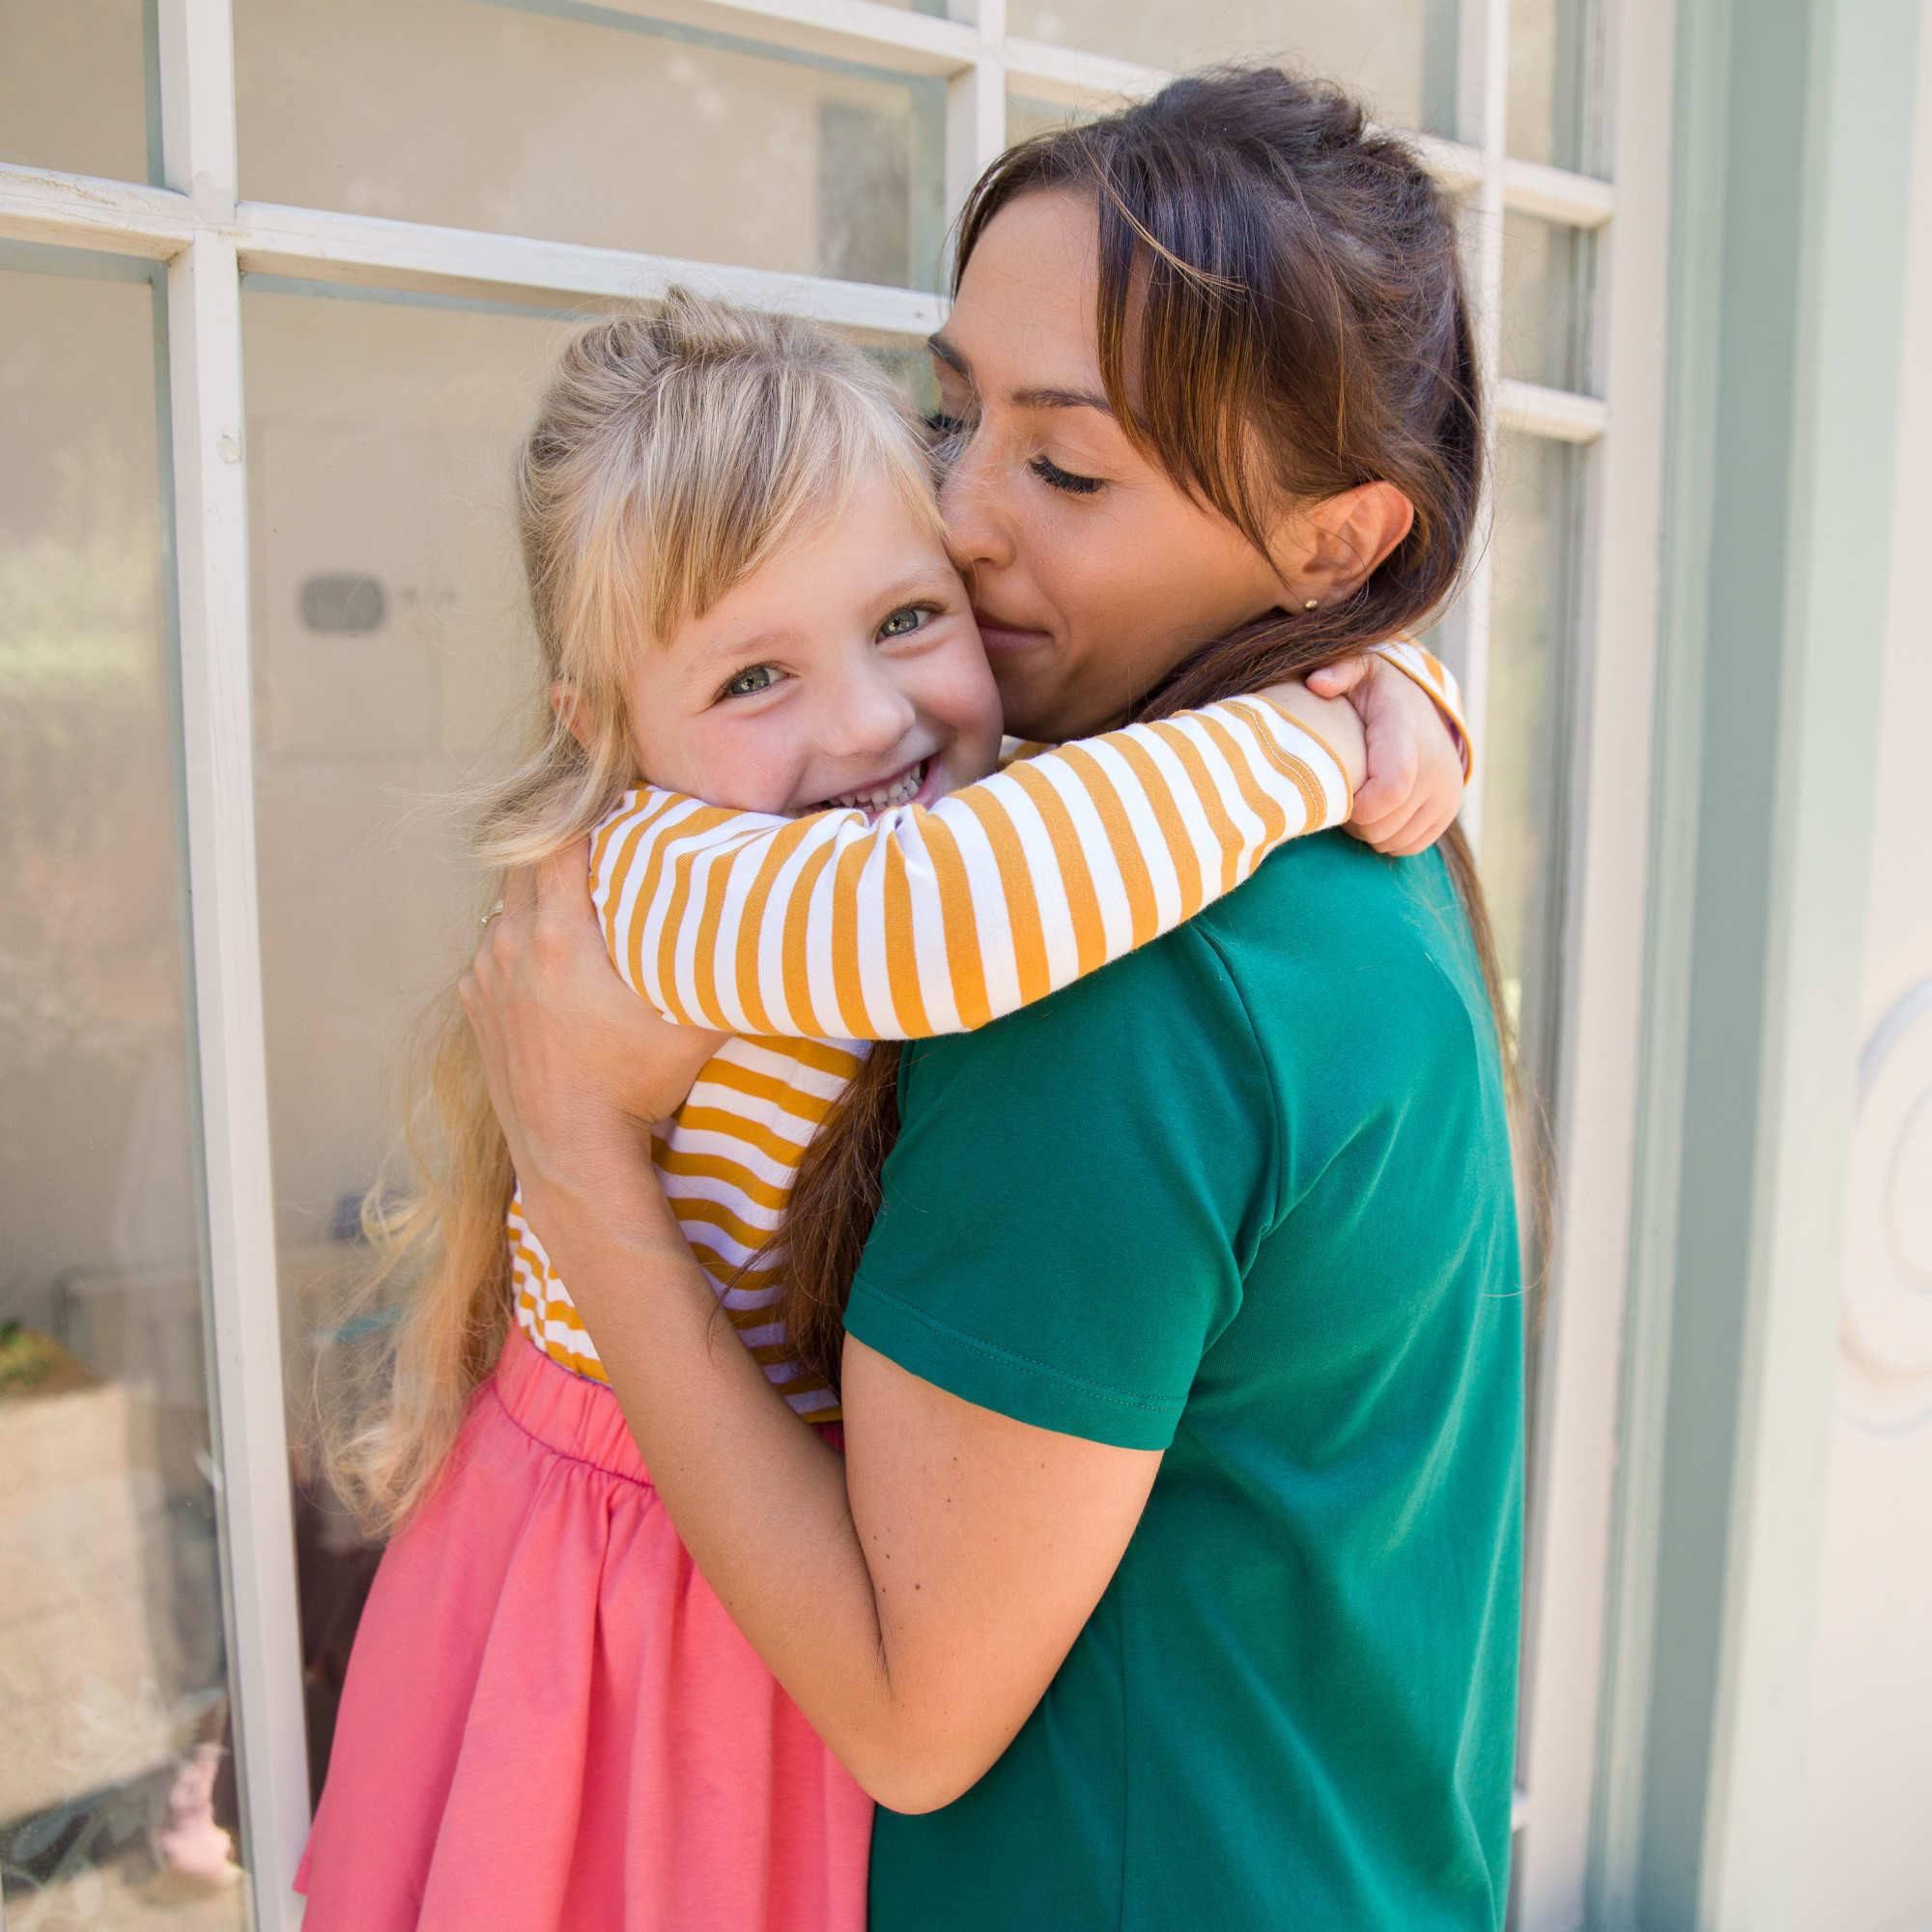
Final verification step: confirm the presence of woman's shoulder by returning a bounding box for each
[899,835,1494,1136]
[1191,836,1500,1083]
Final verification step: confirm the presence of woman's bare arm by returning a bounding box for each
[464,848,1159,1811]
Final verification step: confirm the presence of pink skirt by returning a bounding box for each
[297,1328,871,1931]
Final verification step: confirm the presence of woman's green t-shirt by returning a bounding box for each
[842,835,1524,1932]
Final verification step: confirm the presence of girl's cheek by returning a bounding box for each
[945,648,1006,749]
[682,718,798,816]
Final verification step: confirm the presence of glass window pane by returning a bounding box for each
[1501,213,1592,392]
[235,0,951,290]
[0,267,244,1925]
[1483,431,1577,1107]
[242,292,935,1792]
[1004,0,1463,140]
[1007,94,1091,146]
[0,0,152,182]
[1507,0,1588,170]
[243,287,557,1794]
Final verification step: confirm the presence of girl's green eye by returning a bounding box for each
[723,664,781,699]
[878,605,928,640]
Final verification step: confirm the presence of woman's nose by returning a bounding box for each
[938,440,1015,576]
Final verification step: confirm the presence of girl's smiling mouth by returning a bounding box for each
[810,755,934,817]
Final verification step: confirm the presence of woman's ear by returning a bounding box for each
[550,680,593,753]
[1283,482,1416,606]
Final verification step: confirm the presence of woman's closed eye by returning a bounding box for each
[1029,452,1105,497]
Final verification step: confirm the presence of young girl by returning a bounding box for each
[298,291,1469,1932]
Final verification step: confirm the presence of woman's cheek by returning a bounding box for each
[923,638,1005,756]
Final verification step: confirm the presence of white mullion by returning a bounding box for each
[0,163,194,257]
[945,0,1006,243]
[1502,154,1614,228]
[157,3,309,1927]
[1496,379,1607,442]
[578,0,975,75]
[1407,129,1486,198]
[0,146,1617,301]
[236,198,947,334]
[1002,36,1162,110]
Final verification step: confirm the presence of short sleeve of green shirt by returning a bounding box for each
[842,922,1276,1451]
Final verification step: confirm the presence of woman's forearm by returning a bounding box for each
[518,1156,931,1804]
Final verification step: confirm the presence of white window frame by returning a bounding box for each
[0,1,1671,1925]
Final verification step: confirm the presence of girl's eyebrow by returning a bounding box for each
[925,330,1113,416]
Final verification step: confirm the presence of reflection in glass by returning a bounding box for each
[240,292,562,1792]
[1005,0,1462,139]
[0,0,151,183]
[1487,434,1578,1856]
[1506,0,1588,170]
[0,270,245,1925]
[1006,95,1092,147]
[240,288,949,1792]
[1500,213,1591,392]
[1484,432,1577,1113]
[236,0,951,290]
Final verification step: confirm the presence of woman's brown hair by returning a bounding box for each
[774,65,1525,1393]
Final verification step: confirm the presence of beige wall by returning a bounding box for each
[1794,9,1932,1925]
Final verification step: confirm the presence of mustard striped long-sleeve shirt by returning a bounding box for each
[509,644,1470,1415]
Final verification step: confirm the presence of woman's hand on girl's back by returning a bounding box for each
[1305,652,1465,856]
[461,840,726,1203]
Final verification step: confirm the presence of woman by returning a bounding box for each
[466,68,1523,1930]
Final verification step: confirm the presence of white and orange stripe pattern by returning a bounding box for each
[509,1034,861,1419]
[508,652,1471,1414]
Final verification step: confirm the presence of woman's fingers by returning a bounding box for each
[501,862,538,922]
[533,837,594,916]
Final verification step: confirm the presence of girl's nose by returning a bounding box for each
[816,663,918,765]
[938,439,1016,576]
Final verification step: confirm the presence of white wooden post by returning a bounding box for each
[156,2,311,1924]
[946,0,1007,257]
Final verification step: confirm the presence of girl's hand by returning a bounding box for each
[1306,653,1464,855]
[460,840,726,1205]
[1256,677,1368,798]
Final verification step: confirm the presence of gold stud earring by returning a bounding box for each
[1303,598,1318,611]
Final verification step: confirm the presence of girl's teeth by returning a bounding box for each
[834,761,923,811]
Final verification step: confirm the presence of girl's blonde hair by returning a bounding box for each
[321,290,941,1536]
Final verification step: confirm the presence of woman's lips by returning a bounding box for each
[973,610,1053,656]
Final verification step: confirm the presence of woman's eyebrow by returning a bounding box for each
[926,332,1113,415]
[925,331,971,380]
[1010,384,1114,415]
